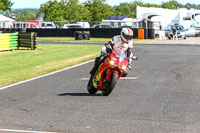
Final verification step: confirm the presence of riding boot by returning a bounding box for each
[89,66,97,75]
[89,56,104,75]
[89,56,100,75]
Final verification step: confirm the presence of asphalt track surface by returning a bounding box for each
[0,43,200,133]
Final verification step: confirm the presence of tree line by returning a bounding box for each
[1,0,200,22]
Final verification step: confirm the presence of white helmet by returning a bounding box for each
[120,28,133,43]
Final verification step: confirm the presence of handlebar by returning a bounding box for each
[105,43,138,60]
[105,43,118,57]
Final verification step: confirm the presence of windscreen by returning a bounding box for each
[115,50,126,62]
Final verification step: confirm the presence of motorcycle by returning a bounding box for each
[87,44,138,96]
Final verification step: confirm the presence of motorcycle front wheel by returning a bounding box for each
[102,72,118,96]
[87,75,98,94]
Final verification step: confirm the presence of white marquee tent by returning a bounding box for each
[0,14,15,28]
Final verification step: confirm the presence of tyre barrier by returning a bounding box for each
[0,32,37,51]
[74,31,90,40]
[0,33,18,51]
[18,32,37,50]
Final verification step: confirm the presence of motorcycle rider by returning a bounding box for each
[90,27,134,76]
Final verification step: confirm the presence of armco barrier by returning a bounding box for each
[1,28,154,39]
[26,28,140,38]
[18,32,37,50]
[0,33,18,51]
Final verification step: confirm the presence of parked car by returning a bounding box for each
[164,24,186,39]
[190,22,200,30]
[185,27,200,37]
[55,24,59,28]
[91,24,114,28]
[185,22,200,37]
[41,22,56,28]
[63,24,83,29]
[118,25,132,28]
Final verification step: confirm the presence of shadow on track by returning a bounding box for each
[58,92,102,96]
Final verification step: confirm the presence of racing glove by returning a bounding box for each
[101,51,110,57]
[101,45,111,57]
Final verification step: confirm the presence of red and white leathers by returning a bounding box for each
[101,35,134,68]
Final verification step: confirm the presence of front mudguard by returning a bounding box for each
[106,70,119,81]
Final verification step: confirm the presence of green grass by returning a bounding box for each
[0,37,155,87]
[37,37,110,43]
[37,37,155,43]
[0,44,102,87]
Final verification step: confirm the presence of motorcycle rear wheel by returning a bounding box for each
[102,72,118,96]
[87,75,98,94]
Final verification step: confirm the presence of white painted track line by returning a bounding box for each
[81,77,138,80]
[0,60,94,91]
[0,128,58,133]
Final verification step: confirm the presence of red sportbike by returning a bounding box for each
[87,46,137,96]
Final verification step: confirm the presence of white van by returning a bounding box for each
[62,22,90,29]
[63,24,83,29]
[76,22,90,28]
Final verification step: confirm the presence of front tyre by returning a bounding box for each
[87,75,98,94]
[102,72,118,96]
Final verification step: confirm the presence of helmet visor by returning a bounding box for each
[122,32,133,40]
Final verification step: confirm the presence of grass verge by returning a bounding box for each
[0,44,102,87]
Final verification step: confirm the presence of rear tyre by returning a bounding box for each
[102,72,118,96]
[78,34,83,40]
[87,75,98,94]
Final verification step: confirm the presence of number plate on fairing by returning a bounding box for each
[112,57,117,61]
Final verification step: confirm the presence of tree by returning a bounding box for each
[115,2,136,18]
[5,9,38,21]
[161,0,183,10]
[144,3,161,8]
[39,0,91,22]
[184,3,200,10]
[115,0,160,18]
[17,10,38,21]
[74,4,92,21]
[39,0,65,21]
[84,0,116,21]
[0,0,13,11]
[63,0,91,21]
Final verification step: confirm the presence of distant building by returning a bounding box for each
[136,6,200,29]
[102,16,138,28]
[0,14,16,28]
